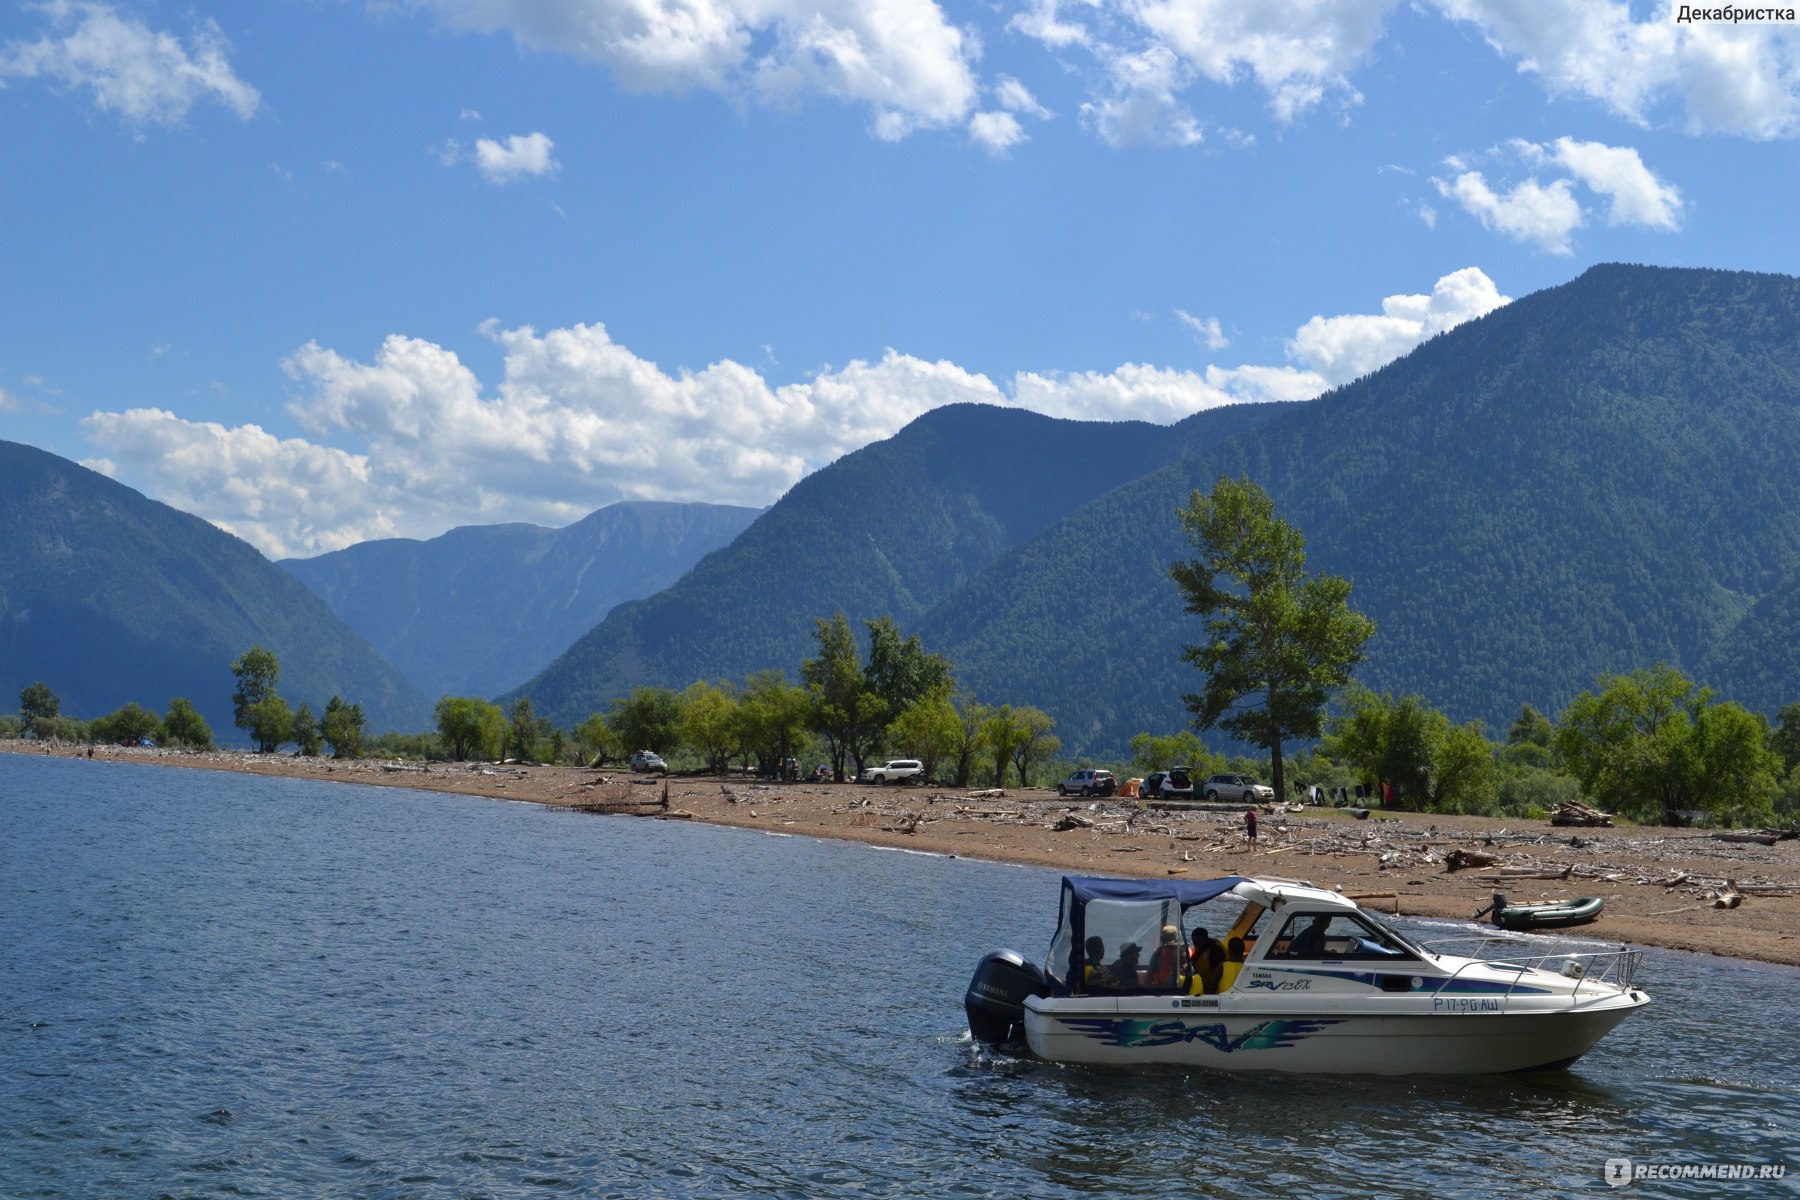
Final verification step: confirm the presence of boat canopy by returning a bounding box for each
[1047,875,1249,991]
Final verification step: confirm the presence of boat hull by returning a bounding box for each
[1022,993,1646,1075]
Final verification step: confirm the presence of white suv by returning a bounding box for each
[630,750,667,774]
[859,759,925,785]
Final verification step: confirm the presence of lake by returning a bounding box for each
[2,753,1795,1198]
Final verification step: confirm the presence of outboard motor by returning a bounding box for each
[964,949,1048,1047]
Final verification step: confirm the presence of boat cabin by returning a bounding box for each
[1046,875,1426,996]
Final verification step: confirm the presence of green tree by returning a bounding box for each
[1128,730,1215,775]
[680,681,740,775]
[244,694,294,754]
[610,687,682,758]
[292,703,323,757]
[1772,701,1800,775]
[19,681,60,730]
[1556,665,1780,826]
[1009,706,1060,788]
[231,646,281,731]
[981,705,1024,787]
[801,614,886,781]
[323,695,367,759]
[733,670,810,776]
[506,697,546,761]
[1325,687,1497,814]
[574,711,620,767]
[890,689,961,784]
[160,697,213,751]
[93,702,160,745]
[1169,475,1376,805]
[1507,703,1555,748]
[948,692,990,788]
[864,617,952,728]
[436,696,500,761]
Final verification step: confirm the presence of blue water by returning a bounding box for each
[2,754,1796,1199]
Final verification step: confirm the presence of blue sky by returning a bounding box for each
[2,0,1797,558]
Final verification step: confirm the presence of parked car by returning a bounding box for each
[1202,772,1275,803]
[630,749,667,774]
[1142,770,1167,799]
[1160,766,1195,798]
[859,758,925,785]
[1057,768,1117,797]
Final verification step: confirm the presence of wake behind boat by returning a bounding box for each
[964,875,1649,1075]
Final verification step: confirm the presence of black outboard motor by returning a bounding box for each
[964,949,1048,1047]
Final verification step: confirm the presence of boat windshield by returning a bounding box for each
[1263,910,1423,961]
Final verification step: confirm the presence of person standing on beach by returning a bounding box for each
[1245,807,1258,845]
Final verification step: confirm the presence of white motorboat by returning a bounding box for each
[963,875,1649,1075]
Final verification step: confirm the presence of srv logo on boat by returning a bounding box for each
[1245,977,1312,991]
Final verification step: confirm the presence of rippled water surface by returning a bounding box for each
[3,754,1796,1198]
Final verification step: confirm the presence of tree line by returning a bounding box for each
[8,475,1797,827]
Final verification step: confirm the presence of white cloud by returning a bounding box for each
[1287,266,1510,385]
[1431,0,1800,139]
[1130,0,1395,122]
[1007,0,1093,50]
[0,386,19,413]
[995,74,1052,119]
[1537,137,1684,229]
[473,131,560,183]
[969,110,1026,155]
[1433,137,1682,252]
[1079,44,1203,147]
[1175,310,1229,351]
[969,73,1052,155]
[0,0,259,126]
[409,0,979,139]
[1435,170,1584,255]
[80,269,1509,557]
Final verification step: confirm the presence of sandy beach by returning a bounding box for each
[11,741,1799,968]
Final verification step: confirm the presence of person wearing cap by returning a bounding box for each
[1145,925,1185,990]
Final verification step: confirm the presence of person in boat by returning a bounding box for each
[1188,926,1225,994]
[1288,914,1331,958]
[1145,926,1186,990]
[1082,936,1118,992]
[1218,937,1247,991]
[1109,942,1144,988]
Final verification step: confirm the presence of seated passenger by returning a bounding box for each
[1188,926,1225,994]
[1218,937,1247,991]
[1289,915,1331,959]
[1145,925,1185,990]
[1082,936,1117,992]
[1109,942,1144,988]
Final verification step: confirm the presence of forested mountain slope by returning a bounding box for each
[510,401,1283,724]
[282,501,760,699]
[0,441,431,736]
[922,264,1800,753]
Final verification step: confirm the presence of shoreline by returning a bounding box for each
[10,741,1798,968]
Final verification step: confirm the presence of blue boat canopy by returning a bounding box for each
[1061,875,1247,906]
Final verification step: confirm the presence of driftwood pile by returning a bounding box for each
[1551,800,1613,827]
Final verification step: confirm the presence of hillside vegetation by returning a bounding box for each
[0,442,430,736]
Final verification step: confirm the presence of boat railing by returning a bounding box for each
[1418,936,1642,999]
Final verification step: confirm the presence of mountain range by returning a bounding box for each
[280,501,761,700]
[508,263,1800,754]
[0,441,430,737]
[10,263,1797,760]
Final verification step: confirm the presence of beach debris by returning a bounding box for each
[1054,812,1097,832]
[1443,849,1498,873]
[1711,880,1744,909]
[965,789,1006,799]
[1550,801,1613,827]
